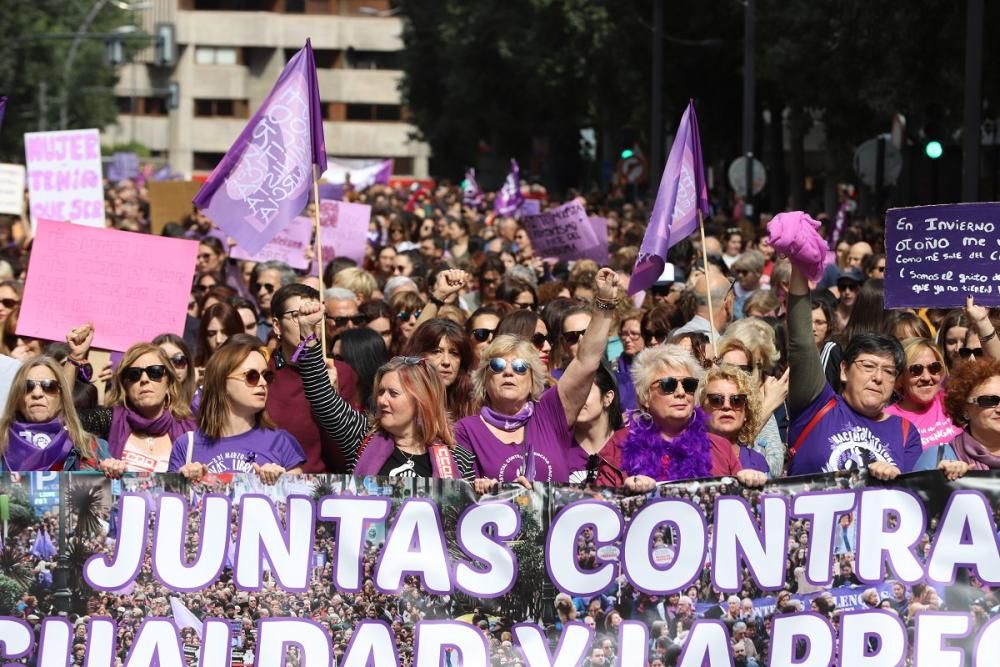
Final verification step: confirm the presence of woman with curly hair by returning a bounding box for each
[698,365,769,475]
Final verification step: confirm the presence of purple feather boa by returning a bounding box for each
[620,407,713,481]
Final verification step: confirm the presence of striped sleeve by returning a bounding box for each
[298,344,369,472]
[452,444,478,483]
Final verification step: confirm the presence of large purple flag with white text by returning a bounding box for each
[628,100,710,296]
[494,159,524,217]
[192,41,327,255]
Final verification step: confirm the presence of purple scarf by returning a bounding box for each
[353,431,457,479]
[108,405,195,458]
[950,430,1000,471]
[480,402,534,432]
[2,420,74,471]
[620,408,713,481]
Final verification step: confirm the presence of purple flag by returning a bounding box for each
[494,159,524,217]
[462,168,484,208]
[628,100,710,296]
[192,40,327,255]
[0,97,6,132]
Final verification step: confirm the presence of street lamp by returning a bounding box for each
[51,476,71,615]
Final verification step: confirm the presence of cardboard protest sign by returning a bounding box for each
[885,202,1000,308]
[1,468,997,666]
[17,219,197,351]
[147,180,203,234]
[318,199,371,264]
[230,215,313,269]
[23,129,105,229]
[523,200,603,263]
[0,163,25,215]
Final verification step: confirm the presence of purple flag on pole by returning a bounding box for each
[462,168,484,208]
[0,97,6,132]
[628,100,710,296]
[192,40,327,255]
[494,159,524,217]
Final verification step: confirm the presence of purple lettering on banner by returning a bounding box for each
[24,128,106,229]
[523,201,605,264]
[885,202,1000,308]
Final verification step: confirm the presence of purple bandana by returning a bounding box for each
[480,402,535,432]
[620,407,713,481]
[108,405,195,459]
[3,419,74,472]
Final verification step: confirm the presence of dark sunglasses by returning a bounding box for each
[515,302,535,310]
[471,328,495,343]
[530,333,551,350]
[968,395,1000,408]
[562,330,586,345]
[25,379,60,395]
[480,278,498,287]
[644,330,670,345]
[191,284,208,294]
[253,282,277,294]
[488,358,530,375]
[837,282,860,292]
[123,365,168,384]
[650,284,671,297]
[228,368,275,386]
[653,377,699,395]
[397,310,422,322]
[330,314,367,328]
[705,393,748,410]
[0,298,18,309]
[908,361,943,377]
[168,353,189,370]
[959,347,982,359]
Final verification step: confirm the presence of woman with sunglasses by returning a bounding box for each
[456,268,621,484]
[884,338,962,453]
[698,365,769,476]
[169,338,305,483]
[497,279,537,311]
[0,279,22,326]
[546,302,591,379]
[466,306,503,360]
[619,345,766,488]
[389,290,425,352]
[152,333,198,410]
[495,309,553,374]
[196,237,227,275]
[79,343,195,473]
[912,356,1000,478]
[404,318,477,419]
[0,357,109,472]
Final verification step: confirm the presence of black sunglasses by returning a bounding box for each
[908,361,943,377]
[653,377,699,395]
[968,395,1000,408]
[123,365,168,384]
[530,333,551,350]
[562,330,586,345]
[253,282,277,294]
[471,328,495,343]
[515,302,535,310]
[397,310,422,322]
[25,379,61,395]
[0,298,18,309]
[168,353,189,370]
[644,330,670,345]
[705,393,748,410]
[330,314,367,328]
[837,282,860,292]
[228,368,275,386]
[959,347,982,359]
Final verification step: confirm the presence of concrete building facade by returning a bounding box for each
[102,0,428,178]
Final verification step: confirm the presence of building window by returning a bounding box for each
[344,49,401,70]
[194,98,249,118]
[193,152,226,171]
[285,47,339,68]
[115,96,169,116]
[345,104,403,122]
[194,46,240,65]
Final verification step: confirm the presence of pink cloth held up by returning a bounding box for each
[766,211,829,283]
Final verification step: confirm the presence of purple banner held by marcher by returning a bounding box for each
[107,152,140,182]
[0,96,7,132]
[884,202,1000,308]
[192,40,327,256]
[629,99,710,296]
[523,200,603,264]
[495,158,524,217]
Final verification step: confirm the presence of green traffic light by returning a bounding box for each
[621,149,634,159]
[925,141,943,159]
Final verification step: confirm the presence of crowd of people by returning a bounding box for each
[1,171,999,663]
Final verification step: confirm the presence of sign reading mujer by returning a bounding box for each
[0,470,998,666]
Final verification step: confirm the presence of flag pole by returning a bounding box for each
[697,210,718,352]
[312,164,327,357]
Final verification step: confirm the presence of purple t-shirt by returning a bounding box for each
[738,445,769,475]
[168,428,306,474]
[788,384,922,476]
[455,387,575,483]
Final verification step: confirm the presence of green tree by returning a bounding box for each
[0,574,23,614]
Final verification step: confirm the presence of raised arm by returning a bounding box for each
[416,270,469,326]
[558,268,620,428]
[965,295,1000,360]
[786,264,826,418]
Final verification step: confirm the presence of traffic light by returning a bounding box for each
[620,148,635,159]
[925,140,943,159]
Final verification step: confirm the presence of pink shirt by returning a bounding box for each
[884,392,962,451]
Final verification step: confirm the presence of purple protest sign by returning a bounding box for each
[884,202,1000,308]
[318,199,372,264]
[192,40,327,255]
[230,215,313,270]
[523,201,603,263]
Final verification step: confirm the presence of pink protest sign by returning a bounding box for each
[523,201,604,264]
[24,129,105,229]
[230,216,313,270]
[318,199,371,263]
[18,219,198,352]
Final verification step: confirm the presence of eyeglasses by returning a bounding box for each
[837,282,860,292]
[515,302,535,310]
[168,353,189,370]
[253,282,277,294]
[644,330,670,345]
[959,347,982,359]
[705,393,748,410]
[620,330,643,339]
[907,361,943,377]
[329,314,367,328]
[652,377,699,395]
[530,333,551,350]
[488,358,530,375]
[122,365,168,384]
[562,330,586,345]
[471,328,495,343]
[0,298,19,309]
[397,310,422,322]
[851,359,898,378]
[967,395,1000,408]
[25,379,61,395]
[228,368,275,386]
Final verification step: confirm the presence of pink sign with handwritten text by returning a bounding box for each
[24,129,106,229]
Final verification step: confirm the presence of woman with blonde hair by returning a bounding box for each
[884,337,962,451]
[169,338,304,483]
[0,357,109,471]
[698,366,769,475]
[334,266,377,303]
